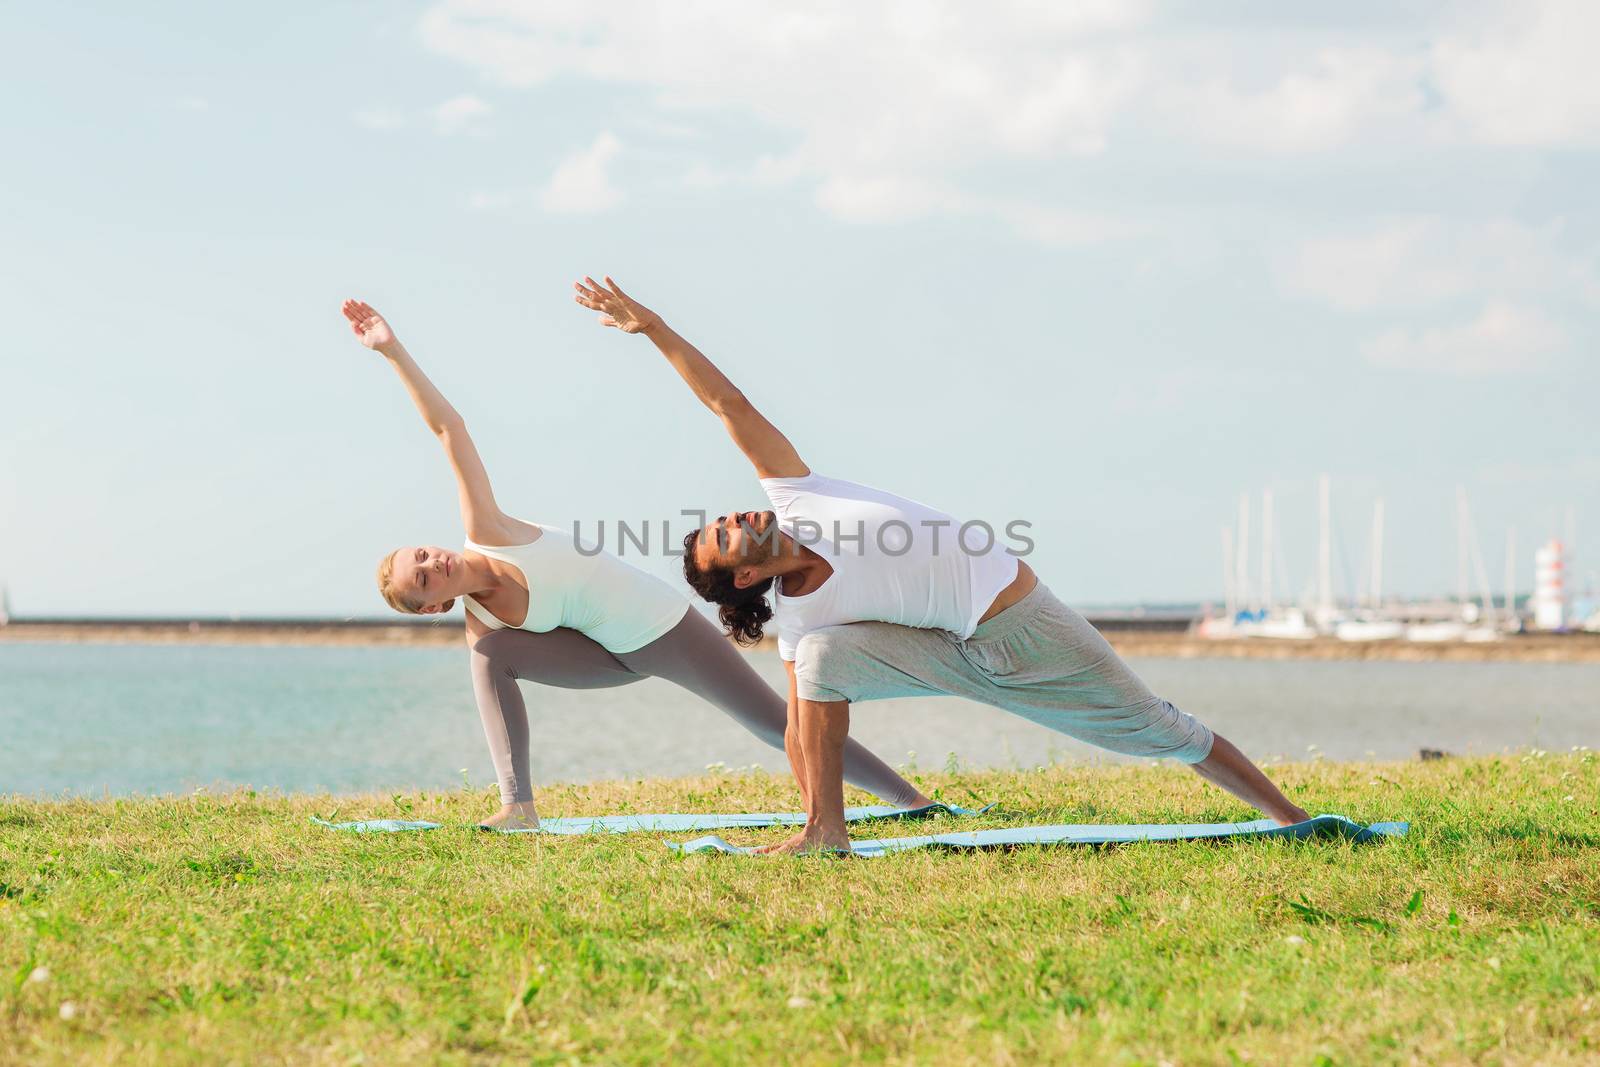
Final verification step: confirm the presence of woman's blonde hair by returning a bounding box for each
[376,548,455,615]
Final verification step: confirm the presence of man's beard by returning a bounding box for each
[742,513,783,562]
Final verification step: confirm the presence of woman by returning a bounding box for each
[342,299,927,829]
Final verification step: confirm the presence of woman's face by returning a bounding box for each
[389,545,466,613]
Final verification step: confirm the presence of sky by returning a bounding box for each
[2,0,1597,618]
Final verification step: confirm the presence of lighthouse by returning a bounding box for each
[1532,540,1566,631]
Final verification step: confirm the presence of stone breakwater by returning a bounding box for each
[4,619,1599,662]
[1099,631,1600,664]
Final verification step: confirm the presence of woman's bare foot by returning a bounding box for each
[1275,804,1312,827]
[478,801,540,831]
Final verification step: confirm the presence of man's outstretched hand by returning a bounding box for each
[341,299,397,352]
[573,276,661,334]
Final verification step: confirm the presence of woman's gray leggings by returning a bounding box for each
[468,609,923,807]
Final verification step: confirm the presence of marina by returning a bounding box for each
[1197,475,1596,644]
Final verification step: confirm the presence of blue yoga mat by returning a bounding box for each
[311,817,444,833]
[311,802,983,836]
[669,814,1409,857]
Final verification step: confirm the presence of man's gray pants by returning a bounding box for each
[791,582,1216,764]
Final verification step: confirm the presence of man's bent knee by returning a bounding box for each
[1093,700,1215,764]
[793,626,875,704]
[1152,703,1214,764]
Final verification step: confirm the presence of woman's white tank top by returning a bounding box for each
[461,523,688,655]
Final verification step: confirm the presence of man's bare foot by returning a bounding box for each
[755,821,852,856]
[478,801,540,831]
[753,829,809,854]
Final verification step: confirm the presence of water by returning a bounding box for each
[2,642,1597,798]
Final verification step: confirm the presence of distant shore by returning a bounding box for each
[4,617,1599,662]
[1101,630,1600,663]
[0,618,461,647]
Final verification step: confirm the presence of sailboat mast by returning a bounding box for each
[1458,488,1496,626]
[1371,497,1385,607]
[1222,526,1237,622]
[1237,494,1251,613]
[1504,528,1517,629]
[1317,474,1332,618]
[1261,489,1274,612]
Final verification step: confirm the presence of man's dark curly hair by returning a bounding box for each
[681,527,773,646]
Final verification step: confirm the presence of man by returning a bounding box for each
[574,276,1310,854]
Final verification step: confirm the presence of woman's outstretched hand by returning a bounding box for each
[573,277,660,334]
[341,299,398,351]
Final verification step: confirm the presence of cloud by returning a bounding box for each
[463,132,625,213]
[746,170,1138,246]
[811,174,957,225]
[680,162,733,191]
[1161,47,1428,154]
[540,132,623,214]
[1283,217,1577,313]
[430,94,491,134]
[353,108,408,131]
[1478,455,1600,486]
[1283,217,1594,377]
[1431,0,1600,147]
[1109,365,1215,417]
[415,1,1600,239]
[466,189,523,211]
[1154,1,1600,154]
[1361,301,1566,374]
[418,1,1149,228]
[988,201,1146,247]
[175,97,209,112]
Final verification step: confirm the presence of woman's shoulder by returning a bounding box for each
[465,516,544,549]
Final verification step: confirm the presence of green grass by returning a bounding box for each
[3,752,1598,1065]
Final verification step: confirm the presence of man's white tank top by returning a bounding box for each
[461,523,688,655]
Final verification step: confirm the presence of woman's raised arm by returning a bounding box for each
[341,299,526,545]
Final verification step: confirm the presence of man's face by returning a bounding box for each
[692,509,779,583]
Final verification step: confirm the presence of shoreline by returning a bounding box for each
[4,618,1600,662]
[1101,630,1600,663]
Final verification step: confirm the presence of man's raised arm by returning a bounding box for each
[574,277,808,479]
